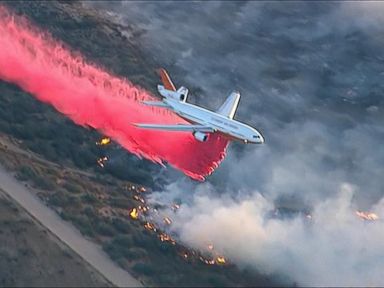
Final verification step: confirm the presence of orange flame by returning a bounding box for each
[216,256,226,264]
[144,222,157,232]
[133,195,145,204]
[159,233,176,245]
[97,156,108,168]
[199,257,215,265]
[356,211,379,221]
[138,205,149,213]
[129,208,139,220]
[163,217,172,225]
[171,203,180,211]
[96,137,111,146]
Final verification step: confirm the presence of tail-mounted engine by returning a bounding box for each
[158,85,188,102]
[176,86,188,102]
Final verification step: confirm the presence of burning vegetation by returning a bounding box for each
[356,211,379,221]
[133,195,145,204]
[163,217,172,225]
[129,208,139,220]
[144,222,157,232]
[96,137,111,146]
[159,233,176,245]
[171,203,180,211]
[123,185,230,267]
[92,147,231,268]
[97,156,108,168]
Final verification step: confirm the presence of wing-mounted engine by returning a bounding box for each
[193,131,209,142]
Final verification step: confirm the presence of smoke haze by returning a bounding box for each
[85,1,384,286]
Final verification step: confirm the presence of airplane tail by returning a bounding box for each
[158,68,176,91]
[157,68,188,102]
[217,91,241,119]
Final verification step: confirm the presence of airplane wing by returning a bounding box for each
[141,100,170,108]
[217,91,241,119]
[158,68,176,91]
[134,123,214,133]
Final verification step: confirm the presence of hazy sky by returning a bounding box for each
[86,2,384,286]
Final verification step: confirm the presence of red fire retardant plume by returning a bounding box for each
[0,6,229,180]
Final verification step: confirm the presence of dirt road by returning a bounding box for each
[0,165,142,287]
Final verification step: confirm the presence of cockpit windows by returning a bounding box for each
[252,135,260,138]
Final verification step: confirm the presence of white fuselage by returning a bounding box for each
[164,98,264,144]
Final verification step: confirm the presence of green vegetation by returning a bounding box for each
[0,81,156,187]
[15,165,37,181]
[16,164,55,190]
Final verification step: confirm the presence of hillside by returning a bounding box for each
[0,189,110,287]
[0,1,284,286]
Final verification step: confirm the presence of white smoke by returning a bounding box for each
[149,181,384,286]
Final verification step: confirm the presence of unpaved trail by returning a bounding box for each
[0,164,142,287]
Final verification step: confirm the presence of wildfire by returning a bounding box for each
[356,211,379,221]
[96,137,111,146]
[159,233,176,245]
[137,205,149,213]
[133,195,145,204]
[129,208,139,220]
[97,156,108,168]
[163,217,172,225]
[144,222,157,232]
[124,187,230,267]
[171,203,180,211]
[200,257,215,265]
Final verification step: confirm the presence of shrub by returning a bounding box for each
[70,214,95,237]
[32,175,55,190]
[81,193,98,204]
[109,197,130,209]
[63,181,83,194]
[111,218,131,234]
[132,262,155,276]
[48,192,70,207]
[95,222,115,237]
[16,165,36,181]
[113,235,134,247]
[126,247,148,259]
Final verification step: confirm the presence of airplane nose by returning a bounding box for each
[250,130,264,144]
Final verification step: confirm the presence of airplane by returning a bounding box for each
[134,69,265,144]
